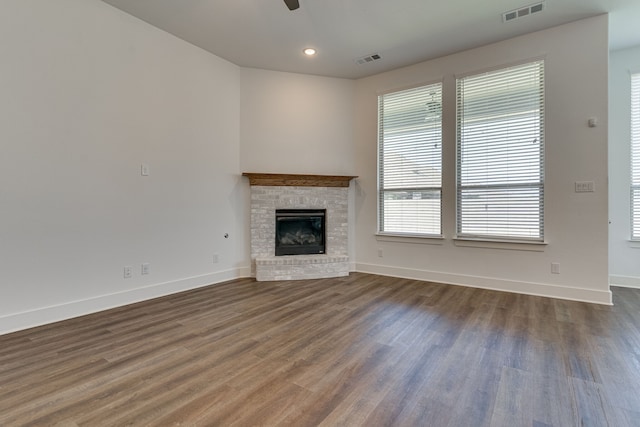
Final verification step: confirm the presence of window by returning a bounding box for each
[632,73,640,240]
[378,82,442,235]
[456,60,544,241]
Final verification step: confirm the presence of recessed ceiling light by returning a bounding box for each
[303,48,317,56]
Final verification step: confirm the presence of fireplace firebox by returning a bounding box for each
[275,209,326,256]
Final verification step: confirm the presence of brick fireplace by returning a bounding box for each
[243,173,356,281]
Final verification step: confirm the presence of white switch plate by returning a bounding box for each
[575,181,594,193]
[141,263,149,275]
[551,262,560,274]
[141,163,150,176]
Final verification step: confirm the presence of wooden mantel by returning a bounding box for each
[242,173,357,188]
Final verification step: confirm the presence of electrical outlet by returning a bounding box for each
[377,248,383,258]
[141,163,150,176]
[124,266,133,279]
[575,181,594,193]
[213,253,219,264]
[141,263,149,275]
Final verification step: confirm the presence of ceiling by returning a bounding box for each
[101,0,640,79]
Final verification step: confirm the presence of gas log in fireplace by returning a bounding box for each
[275,209,326,256]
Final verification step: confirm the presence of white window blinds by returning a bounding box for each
[632,73,640,240]
[378,82,442,235]
[456,60,544,240]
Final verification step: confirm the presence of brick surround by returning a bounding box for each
[247,180,353,281]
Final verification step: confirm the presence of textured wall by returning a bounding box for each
[249,186,349,278]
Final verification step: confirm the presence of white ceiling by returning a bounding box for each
[101,0,640,79]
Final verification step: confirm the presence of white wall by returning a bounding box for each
[239,68,357,264]
[353,15,611,304]
[609,45,640,288]
[0,0,248,334]
[240,68,356,176]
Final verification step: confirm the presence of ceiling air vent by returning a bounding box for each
[503,2,544,22]
[355,53,382,65]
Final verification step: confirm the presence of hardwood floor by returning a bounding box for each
[1,273,639,426]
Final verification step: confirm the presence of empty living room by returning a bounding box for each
[1,0,640,425]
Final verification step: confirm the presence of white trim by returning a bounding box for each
[355,263,612,305]
[609,275,640,289]
[453,238,547,252]
[378,82,444,236]
[0,267,251,336]
[376,77,445,97]
[632,72,640,239]
[454,55,547,80]
[376,233,444,245]
[456,59,545,241]
[4,263,615,336]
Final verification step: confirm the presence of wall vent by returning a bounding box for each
[355,53,382,65]
[503,2,544,22]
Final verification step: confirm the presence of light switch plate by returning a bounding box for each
[575,181,594,193]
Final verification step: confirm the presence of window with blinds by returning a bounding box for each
[378,82,442,235]
[632,73,640,240]
[456,60,544,240]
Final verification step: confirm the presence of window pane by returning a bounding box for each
[459,114,542,186]
[457,61,544,240]
[382,128,442,189]
[459,186,542,238]
[379,82,442,235]
[382,190,441,235]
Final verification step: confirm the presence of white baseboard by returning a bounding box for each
[355,263,612,305]
[609,275,640,289]
[0,267,252,336]
[2,263,616,336]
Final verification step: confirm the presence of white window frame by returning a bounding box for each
[631,72,640,240]
[378,81,443,237]
[456,60,545,242]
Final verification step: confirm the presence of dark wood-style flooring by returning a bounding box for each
[1,273,639,426]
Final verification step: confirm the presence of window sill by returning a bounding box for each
[453,237,547,252]
[376,233,445,245]
[627,240,640,249]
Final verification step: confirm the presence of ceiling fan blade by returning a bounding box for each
[283,0,300,11]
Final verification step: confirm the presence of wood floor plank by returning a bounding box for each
[489,366,535,426]
[1,274,639,426]
[281,343,396,426]
[569,377,619,426]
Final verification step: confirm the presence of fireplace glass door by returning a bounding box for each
[275,209,326,256]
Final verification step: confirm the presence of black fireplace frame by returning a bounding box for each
[275,209,326,256]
